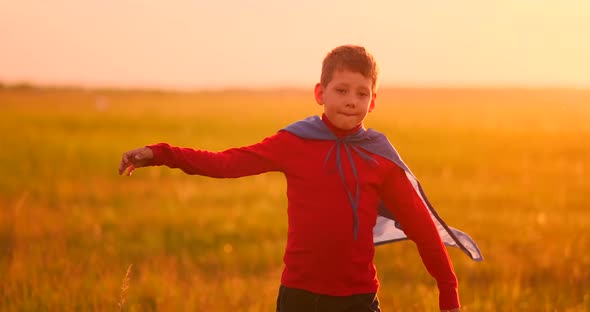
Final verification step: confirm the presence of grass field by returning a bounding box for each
[0,87,589,311]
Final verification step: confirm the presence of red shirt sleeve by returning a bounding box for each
[379,166,460,310]
[146,132,288,178]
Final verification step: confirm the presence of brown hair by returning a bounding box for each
[320,45,379,92]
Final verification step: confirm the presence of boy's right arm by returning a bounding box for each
[120,132,289,178]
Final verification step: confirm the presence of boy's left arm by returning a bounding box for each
[379,166,461,311]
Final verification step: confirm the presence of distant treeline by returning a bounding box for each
[2,81,589,94]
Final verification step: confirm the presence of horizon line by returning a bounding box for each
[2,80,590,93]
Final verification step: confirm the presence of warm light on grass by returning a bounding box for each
[0,87,588,311]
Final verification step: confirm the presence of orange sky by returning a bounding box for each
[1,1,589,90]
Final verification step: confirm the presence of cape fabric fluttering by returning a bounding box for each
[282,116,483,261]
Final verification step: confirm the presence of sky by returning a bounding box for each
[1,1,590,90]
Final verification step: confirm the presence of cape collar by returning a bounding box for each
[321,113,363,138]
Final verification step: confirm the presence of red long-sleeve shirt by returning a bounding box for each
[147,116,460,310]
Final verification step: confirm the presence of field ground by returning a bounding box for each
[0,87,589,311]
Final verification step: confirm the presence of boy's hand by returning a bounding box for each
[118,146,154,176]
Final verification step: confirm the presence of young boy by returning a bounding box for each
[118,45,481,311]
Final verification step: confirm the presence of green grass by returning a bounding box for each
[0,87,589,311]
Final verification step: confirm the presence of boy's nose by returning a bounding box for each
[345,97,357,108]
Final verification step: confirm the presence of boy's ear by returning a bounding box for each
[368,93,377,112]
[314,83,324,105]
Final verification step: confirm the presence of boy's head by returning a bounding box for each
[315,45,380,130]
[320,45,379,93]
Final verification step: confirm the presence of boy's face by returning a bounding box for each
[314,69,376,130]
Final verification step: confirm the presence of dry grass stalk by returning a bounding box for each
[117,264,133,311]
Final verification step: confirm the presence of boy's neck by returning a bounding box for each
[321,114,363,137]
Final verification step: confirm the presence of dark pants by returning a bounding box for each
[276,285,381,312]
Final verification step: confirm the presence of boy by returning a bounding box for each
[119,45,481,311]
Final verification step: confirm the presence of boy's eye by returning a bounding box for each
[336,89,347,94]
[358,92,369,97]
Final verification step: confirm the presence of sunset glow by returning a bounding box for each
[1,1,589,89]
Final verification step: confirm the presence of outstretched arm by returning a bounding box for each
[119,132,288,178]
[379,166,461,311]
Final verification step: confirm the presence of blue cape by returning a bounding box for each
[282,115,483,261]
